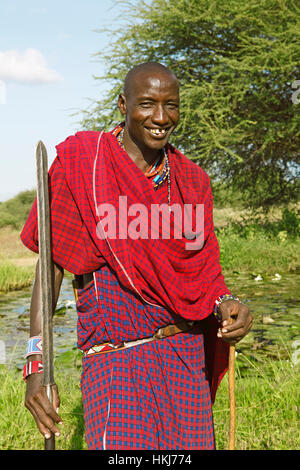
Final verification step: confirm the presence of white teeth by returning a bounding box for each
[149,128,166,135]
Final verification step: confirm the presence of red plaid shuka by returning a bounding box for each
[21,125,231,449]
[21,125,231,321]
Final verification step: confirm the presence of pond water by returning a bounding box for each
[0,272,299,375]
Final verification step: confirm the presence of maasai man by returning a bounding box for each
[21,62,252,450]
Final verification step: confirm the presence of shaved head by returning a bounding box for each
[124,62,179,98]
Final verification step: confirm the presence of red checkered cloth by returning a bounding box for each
[20,125,231,321]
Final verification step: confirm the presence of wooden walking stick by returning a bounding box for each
[228,342,236,450]
[36,141,55,450]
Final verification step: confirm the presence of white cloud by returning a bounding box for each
[0,49,63,84]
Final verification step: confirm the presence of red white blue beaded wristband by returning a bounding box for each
[23,361,43,381]
[213,294,241,322]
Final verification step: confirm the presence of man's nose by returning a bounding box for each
[151,105,169,125]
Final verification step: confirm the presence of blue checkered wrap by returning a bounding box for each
[77,264,187,350]
[77,264,215,450]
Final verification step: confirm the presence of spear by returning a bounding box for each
[36,141,55,450]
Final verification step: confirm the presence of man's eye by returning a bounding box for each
[167,103,179,109]
[140,102,153,107]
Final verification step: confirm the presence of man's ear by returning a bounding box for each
[118,94,127,115]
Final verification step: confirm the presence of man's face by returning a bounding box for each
[118,71,180,152]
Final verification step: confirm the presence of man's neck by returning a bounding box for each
[123,128,162,173]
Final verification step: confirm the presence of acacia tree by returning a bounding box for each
[81,0,300,209]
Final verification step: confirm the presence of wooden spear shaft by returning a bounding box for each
[36,141,55,451]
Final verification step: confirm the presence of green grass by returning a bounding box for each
[0,227,37,293]
[0,263,34,292]
[214,356,300,450]
[0,352,298,450]
[218,233,300,276]
[0,355,87,451]
[217,207,300,275]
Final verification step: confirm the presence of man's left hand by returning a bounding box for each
[217,300,253,344]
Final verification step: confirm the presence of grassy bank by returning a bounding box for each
[0,353,298,450]
[219,233,300,276]
[216,206,300,276]
[214,355,300,450]
[0,191,37,292]
[0,227,36,293]
[0,264,34,293]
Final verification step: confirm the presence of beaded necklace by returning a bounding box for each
[116,126,171,208]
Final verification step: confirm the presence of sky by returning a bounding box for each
[0,0,121,201]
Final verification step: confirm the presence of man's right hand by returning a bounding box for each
[24,259,64,440]
[24,373,62,440]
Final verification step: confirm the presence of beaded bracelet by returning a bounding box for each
[23,360,43,381]
[25,336,43,358]
[213,294,241,322]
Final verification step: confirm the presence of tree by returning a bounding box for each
[80,0,300,209]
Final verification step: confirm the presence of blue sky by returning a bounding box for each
[0,0,121,201]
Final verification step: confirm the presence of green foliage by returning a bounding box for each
[218,233,300,275]
[0,190,36,230]
[219,208,300,240]
[211,181,246,209]
[0,211,19,230]
[217,208,300,274]
[280,207,300,238]
[81,0,300,209]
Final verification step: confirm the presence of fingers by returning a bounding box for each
[25,381,62,439]
[220,301,240,323]
[28,401,60,439]
[219,318,252,344]
[52,384,61,414]
[223,306,252,332]
[217,301,253,344]
[34,388,62,424]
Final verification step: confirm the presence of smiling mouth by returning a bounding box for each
[145,127,170,138]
